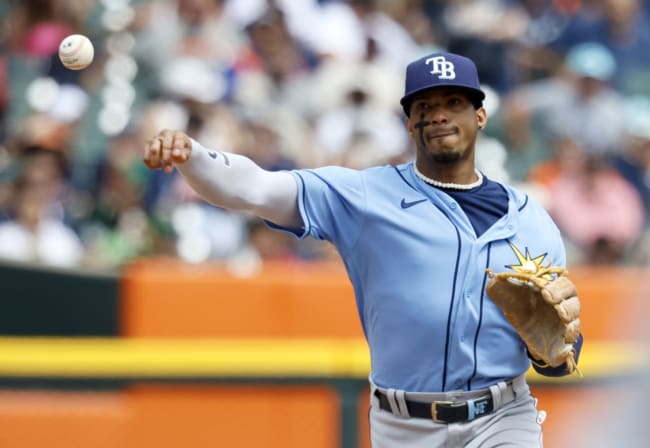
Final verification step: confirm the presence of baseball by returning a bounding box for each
[58,34,94,70]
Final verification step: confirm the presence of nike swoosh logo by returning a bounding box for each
[207,151,230,166]
[401,198,427,209]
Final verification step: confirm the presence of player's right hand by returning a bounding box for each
[143,129,192,173]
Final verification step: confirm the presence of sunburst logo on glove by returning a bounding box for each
[506,244,553,279]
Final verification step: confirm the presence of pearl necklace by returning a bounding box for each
[413,165,484,190]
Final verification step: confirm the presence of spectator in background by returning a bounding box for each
[6,0,85,55]
[76,132,156,268]
[342,0,422,67]
[551,0,650,96]
[614,96,650,223]
[504,0,582,85]
[132,0,244,77]
[547,153,644,265]
[294,0,420,67]
[612,96,650,265]
[0,144,83,267]
[313,79,408,167]
[7,112,78,210]
[0,179,82,267]
[440,0,531,92]
[198,2,318,124]
[381,0,442,56]
[527,136,585,191]
[500,41,625,180]
[0,42,7,141]
[234,110,297,172]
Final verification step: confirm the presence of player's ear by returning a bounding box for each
[477,107,487,130]
[406,118,414,136]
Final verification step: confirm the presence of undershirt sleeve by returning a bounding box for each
[174,139,302,229]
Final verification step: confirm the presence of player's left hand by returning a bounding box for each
[143,129,192,173]
[486,267,582,373]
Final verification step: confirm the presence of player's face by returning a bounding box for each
[406,89,486,164]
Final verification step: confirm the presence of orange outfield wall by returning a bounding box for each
[121,259,366,339]
[0,386,339,448]
[127,385,340,448]
[122,260,650,342]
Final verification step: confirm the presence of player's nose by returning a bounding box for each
[428,108,449,124]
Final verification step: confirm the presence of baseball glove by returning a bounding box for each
[486,266,581,374]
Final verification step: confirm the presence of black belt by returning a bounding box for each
[374,389,494,423]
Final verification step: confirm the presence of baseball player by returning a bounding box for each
[144,51,583,447]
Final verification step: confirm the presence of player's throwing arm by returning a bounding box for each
[143,129,301,228]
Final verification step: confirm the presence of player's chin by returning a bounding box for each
[429,148,462,164]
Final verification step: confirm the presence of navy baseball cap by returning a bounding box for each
[400,52,486,116]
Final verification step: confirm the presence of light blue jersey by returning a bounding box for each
[278,162,567,393]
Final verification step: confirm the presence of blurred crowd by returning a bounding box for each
[0,0,648,272]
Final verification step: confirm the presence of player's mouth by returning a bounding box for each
[427,128,457,140]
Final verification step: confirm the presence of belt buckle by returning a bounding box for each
[431,401,453,423]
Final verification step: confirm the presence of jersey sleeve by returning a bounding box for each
[267,166,366,256]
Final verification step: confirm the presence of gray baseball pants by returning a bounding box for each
[369,374,545,447]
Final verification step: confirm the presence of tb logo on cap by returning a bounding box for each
[425,56,456,80]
